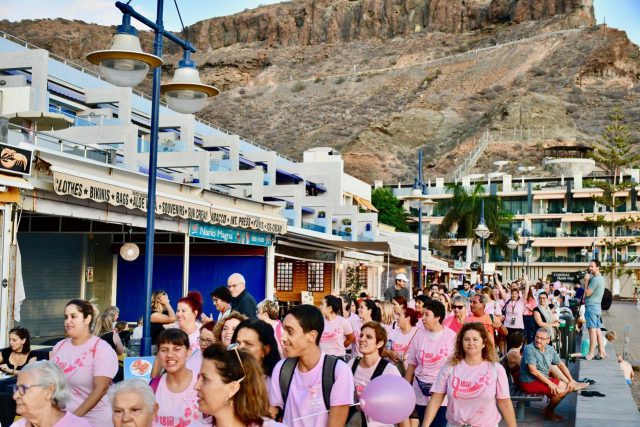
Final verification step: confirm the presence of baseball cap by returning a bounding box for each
[396,273,408,282]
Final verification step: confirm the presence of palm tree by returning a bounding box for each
[436,183,512,261]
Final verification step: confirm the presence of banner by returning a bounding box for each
[0,142,33,176]
[189,221,273,246]
[52,170,286,234]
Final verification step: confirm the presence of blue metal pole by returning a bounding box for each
[417,149,423,291]
[510,223,514,281]
[480,198,486,265]
[140,0,165,358]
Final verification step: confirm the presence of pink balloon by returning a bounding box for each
[360,374,416,424]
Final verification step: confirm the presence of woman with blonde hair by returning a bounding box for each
[95,311,126,355]
[150,290,176,350]
[214,312,248,347]
[422,323,516,427]
[257,299,284,357]
[195,343,285,426]
[378,301,396,335]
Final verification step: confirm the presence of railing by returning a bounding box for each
[0,29,298,165]
[452,129,491,182]
[302,222,326,233]
[7,124,118,165]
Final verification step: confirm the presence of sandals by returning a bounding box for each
[581,390,606,397]
[580,378,596,385]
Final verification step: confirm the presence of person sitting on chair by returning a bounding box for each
[519,327,588,422]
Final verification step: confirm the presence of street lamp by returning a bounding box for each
[474,198,491,282]
[87,1,219,357]
[400,149,436,292]
[506,226,517,281]
[524,242,533,271]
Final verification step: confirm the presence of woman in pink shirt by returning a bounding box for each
[195,343,285,427]
[347,322,404,427]
[405,300,456,427]
[319,295,355,357]
[152,328,205,427]
[423,323,517,427]
[11,360,92,427]
[383,307,420,374]
[257,299,285,357]
[177,292,205,374]
[52,299,118,426]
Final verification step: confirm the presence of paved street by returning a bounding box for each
[602,301,640,364]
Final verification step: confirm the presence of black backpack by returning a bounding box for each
[278,355,339,415]
[601,288,613,311]
[347,357,390,427]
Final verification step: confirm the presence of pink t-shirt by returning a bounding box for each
[485,300,504,316]
[153,371,205,427]
[184,327,202,374]
[406,328,456,406]
[347,313,362,356]
[388,326,419,369]
[272,320,285,358]
[269,353,354,427]
[443,316,464,334]
[11,411,92,427]
[52,336,118,427]
[319,316,353,356]
[431,361,510,427]
[347,358,401,427]
[503,299,525,329]
[204,419,286,427]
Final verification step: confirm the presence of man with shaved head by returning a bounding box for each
[227,272,257,318]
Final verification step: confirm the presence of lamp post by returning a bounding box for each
[506,224,518,281]
[474,198,491,283]
[87,1,218,357]
[401,150,435,291]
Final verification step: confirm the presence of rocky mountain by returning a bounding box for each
[1,0,639,184]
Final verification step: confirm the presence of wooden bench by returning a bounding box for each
[509,383,545,421]
[501,356,545,421]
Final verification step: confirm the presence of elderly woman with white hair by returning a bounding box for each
[110,379,158,427]
[11,360,92,426]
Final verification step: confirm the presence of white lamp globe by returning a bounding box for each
[161,56,218,114]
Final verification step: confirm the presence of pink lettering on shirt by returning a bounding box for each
[319,317,353,357]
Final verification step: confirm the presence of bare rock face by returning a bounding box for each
[190,0,594,50]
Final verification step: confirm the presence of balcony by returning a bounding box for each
[302,222,325,233]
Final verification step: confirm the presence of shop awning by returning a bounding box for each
[0,173,33,190]
[50,166,287,234]
[533,192,566,200]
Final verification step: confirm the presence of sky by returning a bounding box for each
[0,0,638,44]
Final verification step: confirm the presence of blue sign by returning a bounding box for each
[189,221,273,247]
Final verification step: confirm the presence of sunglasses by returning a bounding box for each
[453,305,465,310]
[227,343,246,383]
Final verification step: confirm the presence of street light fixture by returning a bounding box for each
[87,1,219,357]
[400,150,436,292]
[507,229,517,281]
[474,199,492,283]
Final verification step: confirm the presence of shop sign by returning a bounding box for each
[551,271,579,283]
[0,142,33,176]
[52,170,286,234]
[189,221,273,247]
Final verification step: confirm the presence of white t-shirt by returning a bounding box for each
[319,316,353,356]
[347,358,402,427]
[269,354,355,427]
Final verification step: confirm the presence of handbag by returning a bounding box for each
[416,378,433,396]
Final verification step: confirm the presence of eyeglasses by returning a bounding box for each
[12,384,46,396]
[453,305,465,310]
[199,337,214,346]
[227,343,246,383]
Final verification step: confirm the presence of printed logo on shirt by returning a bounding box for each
[450,368,492,399]
[155,401,201,427]
[320,328,343,341]
[417,345,451,368]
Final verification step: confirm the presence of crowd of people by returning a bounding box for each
[1,262,627,427]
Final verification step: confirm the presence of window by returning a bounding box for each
[503,197,528,215]
[307,263,324,292]
[357,265,368,287]
[276,261,293,291]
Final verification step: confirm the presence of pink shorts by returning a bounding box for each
[520,378,560,396]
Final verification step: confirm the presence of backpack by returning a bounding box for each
[601,288,613,311]
[279,355,339,414]
[347,357,390,427]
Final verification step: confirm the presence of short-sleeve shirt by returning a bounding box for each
[406,328,457,405]
[520,343,560,383]
[10,411,93,427]
[431,361,510,427]
[320,316,353,357]
[388,326,419,367]
[586,275,605,313]
[503,299,525,329]
[153,371,205,427]
[52,336,118,427]
[347,358,401,427]
[269,353,355,427]
[346,313,362,355]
